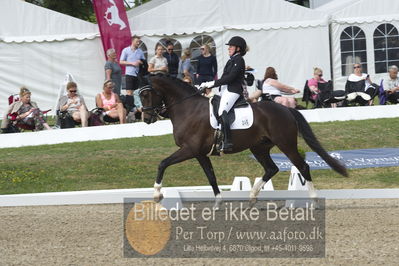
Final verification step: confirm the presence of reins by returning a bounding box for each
[139,84,202,117]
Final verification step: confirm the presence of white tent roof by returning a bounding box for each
[127,0,328,36]
[0,0,99,43]
[330,0,399,24]
[316,0,362,14]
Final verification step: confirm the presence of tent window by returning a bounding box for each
[139,41,148,60]
[373,23,399,74]
[189,35,216,70]
[155,38,182,58]
[340,26,367,76]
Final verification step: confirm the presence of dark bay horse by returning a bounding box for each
[139,75,348,208]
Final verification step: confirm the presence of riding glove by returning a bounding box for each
[199,81,215,89]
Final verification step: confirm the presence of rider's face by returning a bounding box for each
[228,45,236,57]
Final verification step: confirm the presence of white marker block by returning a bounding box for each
[231,176,252,191]
[285,166,314,208]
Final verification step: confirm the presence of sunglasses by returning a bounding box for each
[200,48,205,50]
[167,49,173,51]
[69,90,77,93]
[354,66,361,69]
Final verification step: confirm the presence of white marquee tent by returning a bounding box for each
[127,0,331,91]
[0,0,104,117]
[2,0,397,121]
[318,0,399,90]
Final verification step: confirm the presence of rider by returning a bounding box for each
[200,36,247,152]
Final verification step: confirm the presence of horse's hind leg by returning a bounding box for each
[197,155,222,210]
[249,143,279,206]
[154,147,194,202]
[277,143,317,198]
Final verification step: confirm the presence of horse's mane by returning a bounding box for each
[152,74,198,94]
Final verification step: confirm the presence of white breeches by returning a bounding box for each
[218,90,240,116]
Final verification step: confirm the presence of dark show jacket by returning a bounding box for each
[214,54,245,94]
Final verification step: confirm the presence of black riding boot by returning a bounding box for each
[220,111,233,152]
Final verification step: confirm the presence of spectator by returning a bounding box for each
[1,87,51,131]
[163,42,179,78]
[196,44,217,85]
[96,80,126,124]
[249,67,300,108]
[56,81,89,127]
[120,36,145,96]
[308,67,326,95]
[105,48,122,96]
[347,63,376,105]
[383,65,399,104]
[178,48,195,81]
[148,45,168,75]
[307,67,330,107]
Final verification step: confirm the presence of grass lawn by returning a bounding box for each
[0,118,398,195]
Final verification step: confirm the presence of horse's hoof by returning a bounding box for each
[213,194,223,210]
[249,197,257,208]
[213,201,222,211]
[154,193,164,203]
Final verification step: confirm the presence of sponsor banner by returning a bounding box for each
[255,148,399,171]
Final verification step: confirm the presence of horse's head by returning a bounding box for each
[139,85,164,124]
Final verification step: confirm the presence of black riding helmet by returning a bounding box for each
[226,36,247,56]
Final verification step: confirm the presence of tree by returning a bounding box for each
[26,0,152,23]
[26,0,97,22]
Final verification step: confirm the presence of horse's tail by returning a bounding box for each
[288,108,348,177]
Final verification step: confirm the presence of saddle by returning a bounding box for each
[211,95,248,124]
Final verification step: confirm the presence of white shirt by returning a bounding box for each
[262,79,282,96]
[348,73,370,91]
[383,75,399,91]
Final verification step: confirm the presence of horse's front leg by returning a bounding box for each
[197,155,222,210]
[153,147,194,202]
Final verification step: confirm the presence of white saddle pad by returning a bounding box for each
[209,102,254,130]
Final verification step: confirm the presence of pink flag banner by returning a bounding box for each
[93,0,132,61]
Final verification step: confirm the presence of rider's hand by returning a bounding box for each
[200,81,215,89]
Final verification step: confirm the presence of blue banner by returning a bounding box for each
[252,148,399,171]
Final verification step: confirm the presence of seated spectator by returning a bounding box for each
[96,80,126,124]
[249,67,300,108]
[1,87,51,131]
[346,63,377,105]
[307,67,345,108]
[56,81,89,127]
[105,48,122,96]
[178,48,195,81]
[308,67,326,96]
[148,45,168,75]
[383,65,399,104]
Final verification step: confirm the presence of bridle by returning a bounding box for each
[139,84,203,118]
[139,85,165,119]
